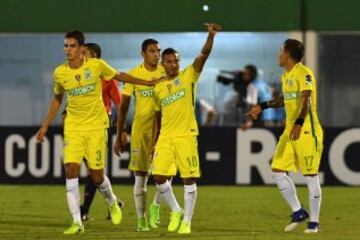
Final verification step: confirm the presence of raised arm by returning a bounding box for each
[36,93,64,142]
[193,23,221,73]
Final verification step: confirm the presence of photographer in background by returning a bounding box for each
[241,64,275,129]
[218,71,247,126]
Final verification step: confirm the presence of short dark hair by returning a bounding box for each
[84,43,102,58]
[161,48,178,58]
[244,64,258,81]
[142,38,159,52]
[283,39,304,62]
[65,30,85,46]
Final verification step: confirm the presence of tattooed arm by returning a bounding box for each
[246,96,284,120]
[296,90,311,120]
[266,96,285,108]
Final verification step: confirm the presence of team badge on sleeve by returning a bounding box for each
[305,74,312,85]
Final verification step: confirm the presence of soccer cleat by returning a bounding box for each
[284,208,309,232]
[177,220,191,234]
[108,199,122,225]
[107,199,125,220]
[63,221,85,235]
[137,217,150,232]
[168,210,183,232]
[149,203,161,228]
[304,222,319,233]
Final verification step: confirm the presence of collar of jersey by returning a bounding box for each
[286,62,302,76]
[66,57,88,70]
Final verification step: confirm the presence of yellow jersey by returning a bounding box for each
[54,58,117,132]
[122,64,165,134]
[153,64,200,139]
[281,62,322,133]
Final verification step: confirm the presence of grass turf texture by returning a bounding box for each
[0,185,359,240]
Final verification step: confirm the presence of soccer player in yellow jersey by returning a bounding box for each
[149,23,220,234]
[248,39,323,234]
[36,30,160,235]
[114,39,165,231]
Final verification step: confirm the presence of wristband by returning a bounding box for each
[259,102,269,110]
[295,118,304,126]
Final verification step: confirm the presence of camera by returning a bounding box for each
[217,70,247,107]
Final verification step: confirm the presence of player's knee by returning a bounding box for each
[183,178,196,185]
[90,174,104,186]
[134,171,148,177]
[65,163,80,179]
[153,175,167,185]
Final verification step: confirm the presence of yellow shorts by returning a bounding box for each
[128,131,152,172]
[63,129,107,170]
[271,128,323,175]
[152,135,200,178]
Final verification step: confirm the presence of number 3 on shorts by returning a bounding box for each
[96,150,101,161]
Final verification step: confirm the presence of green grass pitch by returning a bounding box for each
[0,185,359,239]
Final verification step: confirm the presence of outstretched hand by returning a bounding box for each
[148,76,166,86]
[246,105,262,120]
[114,131,127,157]
[36,125,48,142]
[205,23,222,35]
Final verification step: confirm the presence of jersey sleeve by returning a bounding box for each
[53,69,64,95]
[183,64,201,84]
[297,68,313,92]
[98,59,117,81]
